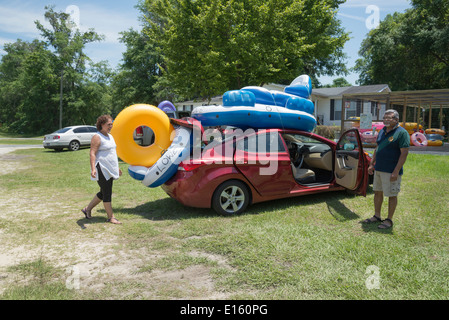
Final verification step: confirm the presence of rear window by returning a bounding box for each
[73,127,89,133]
[54,127,72,134]
[236,131,285,153]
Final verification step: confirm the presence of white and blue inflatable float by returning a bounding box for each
[128,119,193,188]
[191,75,317,132]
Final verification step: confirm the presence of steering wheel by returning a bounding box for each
[293,144,308,168]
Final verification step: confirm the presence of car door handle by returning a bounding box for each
[338,155,353,170]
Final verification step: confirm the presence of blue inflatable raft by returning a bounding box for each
[191,75,316,132]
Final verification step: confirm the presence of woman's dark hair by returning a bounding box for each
[96,115,113,131]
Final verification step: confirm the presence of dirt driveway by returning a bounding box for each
[0,146,230,300]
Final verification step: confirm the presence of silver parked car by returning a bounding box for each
[43,125,98,151]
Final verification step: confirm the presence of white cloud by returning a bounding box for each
[341,0,411,10]
[0,1,141,67]
[337,12,366,23]
[68,3,141,44]
[0,2,140,44]
[0,5,44,37]
[0,36,18,47]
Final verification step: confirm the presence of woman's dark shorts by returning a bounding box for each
[96,163,113,202]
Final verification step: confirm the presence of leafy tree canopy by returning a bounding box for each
[139,0,349,100]
[354,0,449,90]
[0,7,111,134]
[110,29,163,114]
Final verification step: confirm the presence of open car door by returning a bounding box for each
[334,129,368,196]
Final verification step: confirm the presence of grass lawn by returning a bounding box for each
[0,130,43,145]
[0,146,448,300]
[0,139,42,145]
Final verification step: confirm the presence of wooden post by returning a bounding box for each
[428,103,432,129]
[413,106,417,123]
[417,104,421,131]
[341,96,346,134]
[402,97,407,126]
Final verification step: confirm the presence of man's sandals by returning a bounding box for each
[378,218,393,229]
[362,215,382,224]
[362,216,393,229]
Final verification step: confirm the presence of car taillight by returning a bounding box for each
[178,161,207,171]
[53,135,60,139]
[136,126,143,136]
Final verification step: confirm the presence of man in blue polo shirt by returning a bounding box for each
[362,109,410,229]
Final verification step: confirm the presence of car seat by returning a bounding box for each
[291,163,316,184]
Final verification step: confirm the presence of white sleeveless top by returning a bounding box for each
[91,132,120,181]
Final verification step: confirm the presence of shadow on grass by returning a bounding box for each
[42,147,91,153]
[76,216,110,229]
[77,185,387,235]
[360,219,394,234]
[78,198,215,226]
[119,198,214,221]
[116,190,363,222]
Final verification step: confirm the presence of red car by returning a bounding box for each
[162,128,370,215]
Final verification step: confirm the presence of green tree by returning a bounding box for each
[0,39,60,134]
[67,60,115,125]
[111,29,163,114]
[354,1,449,90]
[0,40,35,128]
[140,0,349,101]
[0,7,111,134]
[321,77,352,88]
[35,5,104,128]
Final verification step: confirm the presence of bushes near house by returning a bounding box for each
[314,125,341,140]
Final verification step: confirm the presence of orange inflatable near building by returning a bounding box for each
[425,128,445,136]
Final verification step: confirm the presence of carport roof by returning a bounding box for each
[339,88,449,131]
[341,88,449,108]
[312,84,390,98]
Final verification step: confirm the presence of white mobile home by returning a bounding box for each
[310,84,391,126]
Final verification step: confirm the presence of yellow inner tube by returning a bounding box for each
[425,128,446,135]
[427,140,443,146]
[110,104,175,167]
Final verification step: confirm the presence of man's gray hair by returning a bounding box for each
[384,109,400,120]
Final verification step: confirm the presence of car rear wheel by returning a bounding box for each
[212,180,250,216]
[69,140,80,151]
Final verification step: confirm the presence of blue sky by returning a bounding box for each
[0,0,412,86]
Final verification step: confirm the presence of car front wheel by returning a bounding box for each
[69,140,80,151]
[212,180,250,216]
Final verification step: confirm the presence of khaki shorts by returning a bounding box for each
[373,171,402,197]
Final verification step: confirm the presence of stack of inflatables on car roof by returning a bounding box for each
[112,75,318,188]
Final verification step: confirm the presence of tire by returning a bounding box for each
[212,180,250,216]
[69,140,80,151]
